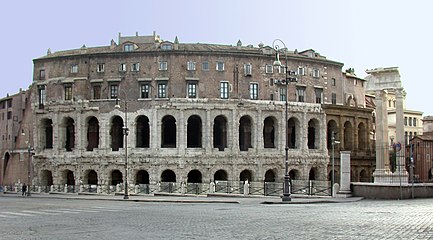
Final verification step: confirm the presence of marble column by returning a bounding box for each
[394,88,409,181]
[373,90,391,182]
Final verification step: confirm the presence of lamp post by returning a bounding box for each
[331,131,340,197]
[22,130,33,196]
[272,39,297,202]
[115,98,129,200]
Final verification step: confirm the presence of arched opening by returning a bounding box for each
[264,170,276,182]
[214,170,228,181]
[136,115,150,148]
[360,169,369,182]
[239,169,252,182]
[187,115,202,148]
[87,170,98,185]
[187,170,202,183]
[40,170,53,186]
[41,118,53,149]
[358,122,367,150]
[64,117,75,151]
[161,115,176,148]
[161,169,176,182]
[136,170,150,184]
[344,121,353,150]
[308,119,319,149]
[66,170,75,185]
[110,116,124,151]
[111,170,123,185]
[288,117,298,149]
[288,169,298,180]
[87,117,99,151]
[213,115,227,151]
[263,117,276,148]
[3,152,10,178]
[308,168,316,181]
[239,115,253,151]
[327,120,338,149]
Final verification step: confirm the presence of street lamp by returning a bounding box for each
[115,98,129,200]
[331,131,340,197]
[22,130,33,196]
[272,39,297,202]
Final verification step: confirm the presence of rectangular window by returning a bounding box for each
[331,93,337,104]
[250,83,258,100]
[93,85,101,100]
[159,61,168,71]
[187,61,196,71]
[131,63,140,72]
[124,44,134,52]
[409,117,412,126]
[140,83,150,99]
[244,63,252,76]
[71,64,78,73]
[119,63,127,72]
[7,99,12,108]
[413,118,417,126]
[64,85,72,100]
[298,67,305,76]
[157,83,167,98]
[202,61,209,71]
[296,87,305,102]
[331,78,336,86]
[110,84,118,99]
[39,69,45,80]
[187,82,197,98]
[7,111,11,120]
[404,117,408,126]
[216,61,225,71]
[313,69,320,78]
[38,85,46,109]
[279,66,286,74]
[265,65,273,74]
[315,88,323,104]
[279,87,286,101]
[97,63,105,73]
[161,44,172,50]
[220,82,229,99]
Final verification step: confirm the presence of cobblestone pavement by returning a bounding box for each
[0,195,432,239]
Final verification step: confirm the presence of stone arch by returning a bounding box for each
[110,170,123,185]
[327,120,338,149]
[40,118,53,149]
[309,168,317,180]
[239,115,253,151]
[187,170,202,183]
[359,169,369,182]
[308,118,320,149]
[344,121,353,150]
[161,115,176,148]
[239,169,252,182]
[161,169,176,182]
[110,115,124,151]
[60,169,75,185]
[288,169,300,180]
[357,122,367,150]
[214,169,228,181]
[213,115,228,151]
[40,170,53,186]
[288,117,300,149]
[264,169,276,182]
[83,170,98,185]
[136,115,150,148]
[86,116,99,151]
[187,115,202,148]
[136,170,149,184]
[263,116,277,148]
[62,117,75,151]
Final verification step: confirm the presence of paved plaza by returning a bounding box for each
[0,194,432,239]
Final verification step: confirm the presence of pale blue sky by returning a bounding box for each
[1,0,431,115]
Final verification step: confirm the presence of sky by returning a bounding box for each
[0,0,431,115]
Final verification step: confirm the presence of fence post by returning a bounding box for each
[50,185,54,193]
[38,186,41,193]
[64,184,68,193]
[79,184,83,193]
[181,182,185,194]
[135,185,139,194]
[116,184,121,193]
[243,180,249,196]
[209,181,215,193]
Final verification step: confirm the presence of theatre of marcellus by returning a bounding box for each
[0,32,374,194]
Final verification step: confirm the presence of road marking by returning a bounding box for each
[2,212,34,217]
[21,210,59,215]
[58,208,99,213]
[0,214,17,218]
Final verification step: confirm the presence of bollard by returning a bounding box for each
[97,185,101,194]
[50,185,54,193]
[135,185,139,194]
[209,181,215,194]
[64,184,68,193]
[181,182,185,194]
[243,180,250,196]
[116,184,121,193]
[38,186,41,193]
[79,184,83,193]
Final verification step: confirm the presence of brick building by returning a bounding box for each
[1,32,374,191]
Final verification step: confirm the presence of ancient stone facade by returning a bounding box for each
[0,33,374,188]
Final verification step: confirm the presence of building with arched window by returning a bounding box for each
[1,32,375,190]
